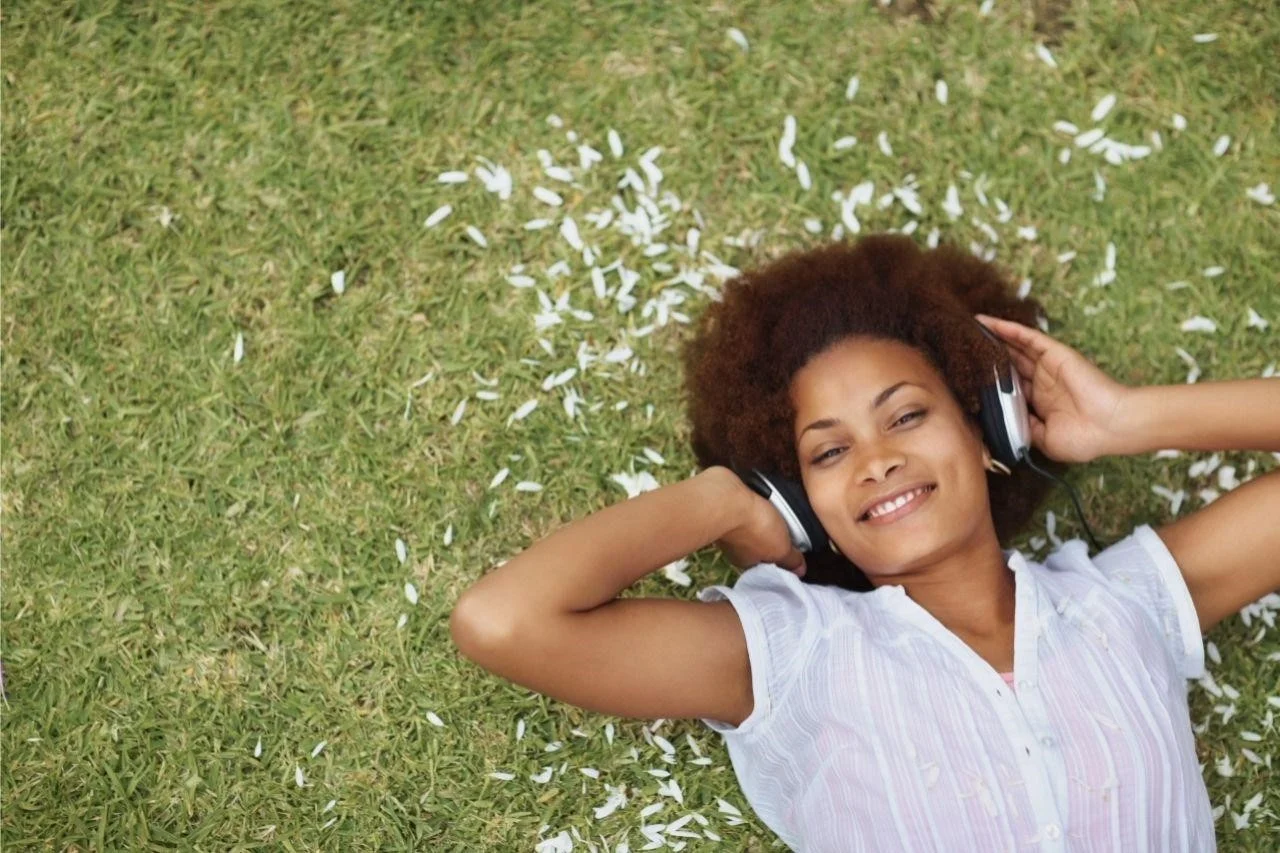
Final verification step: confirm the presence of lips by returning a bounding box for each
[858,484,937,524]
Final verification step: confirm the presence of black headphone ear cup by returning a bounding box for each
[749,470,829,554]
[977,381,1017,469]
[729,467,829,554]
[768,475,830,554]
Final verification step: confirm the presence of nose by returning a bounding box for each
[857,447,906,483]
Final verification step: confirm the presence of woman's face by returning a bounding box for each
[791,335,994,579]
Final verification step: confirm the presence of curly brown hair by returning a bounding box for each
[679,234,1068,591]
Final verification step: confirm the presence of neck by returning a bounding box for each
[871,530,1016,639]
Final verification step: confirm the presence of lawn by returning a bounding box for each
[2,0,1277,849]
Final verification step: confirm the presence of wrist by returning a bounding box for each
[1106,385,1157,457]
[702,465,754,531]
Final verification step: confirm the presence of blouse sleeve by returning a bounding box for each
[695,563,821,737]
[1090,523,1206,679]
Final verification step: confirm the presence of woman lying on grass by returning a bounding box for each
[450,234,1280,851]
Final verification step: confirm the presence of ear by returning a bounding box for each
[966,415,985,449]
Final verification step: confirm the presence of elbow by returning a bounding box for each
[450,590,521,665]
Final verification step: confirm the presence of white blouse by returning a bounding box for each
[697,524,1214,851]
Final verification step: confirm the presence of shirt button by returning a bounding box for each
[1040,736,1055,747]
[1019,679,1035,690]
[1044,824,1062,840]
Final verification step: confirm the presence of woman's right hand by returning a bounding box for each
[711,468,809,577]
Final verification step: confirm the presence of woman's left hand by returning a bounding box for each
[975,314,1135,464]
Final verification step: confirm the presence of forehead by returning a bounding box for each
[790,337,936,409]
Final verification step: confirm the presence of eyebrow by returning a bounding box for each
[799,381,924,440]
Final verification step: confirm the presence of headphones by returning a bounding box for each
[728,316,1103,556]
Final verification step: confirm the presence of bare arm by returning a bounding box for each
[449,466,758,724]
[1107,379,1280,456]
[1107,380,1280,633]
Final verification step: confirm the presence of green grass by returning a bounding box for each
[3,0,1278,849]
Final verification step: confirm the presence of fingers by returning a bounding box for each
[1029,412,1046,446]
[1005,347,1038,385]
[974,314,1052,359]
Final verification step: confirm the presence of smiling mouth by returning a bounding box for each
[858,484,937,525]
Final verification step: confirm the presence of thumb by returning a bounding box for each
[1029,412,1047,447]
[780,549,808,577]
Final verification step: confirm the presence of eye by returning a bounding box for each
[813,447,842,464]
[809,410,927,465]
[894,409,926,428]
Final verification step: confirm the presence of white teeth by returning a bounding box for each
[866,486,931,519]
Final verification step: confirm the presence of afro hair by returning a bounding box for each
[679,233,1068,591]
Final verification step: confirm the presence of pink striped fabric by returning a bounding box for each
[697,524,1213,851]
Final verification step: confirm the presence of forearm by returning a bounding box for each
[456,466,746,619]
[1109,379,1280,455]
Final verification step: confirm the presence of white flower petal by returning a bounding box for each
[1091,93,1117,122]
[1245,182,1274,205]
[424,204,453,228]
[532,186,563,206]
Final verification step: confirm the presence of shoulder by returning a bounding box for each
[697,564,881,653]
[1039,525,1205,679]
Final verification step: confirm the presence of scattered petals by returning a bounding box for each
[1180,316,1217,334]
[778,115,797,169]
[424,204,453,228]
[533,186,563,206]
[1091,93,1117,123]
[1245,182,1275,205]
